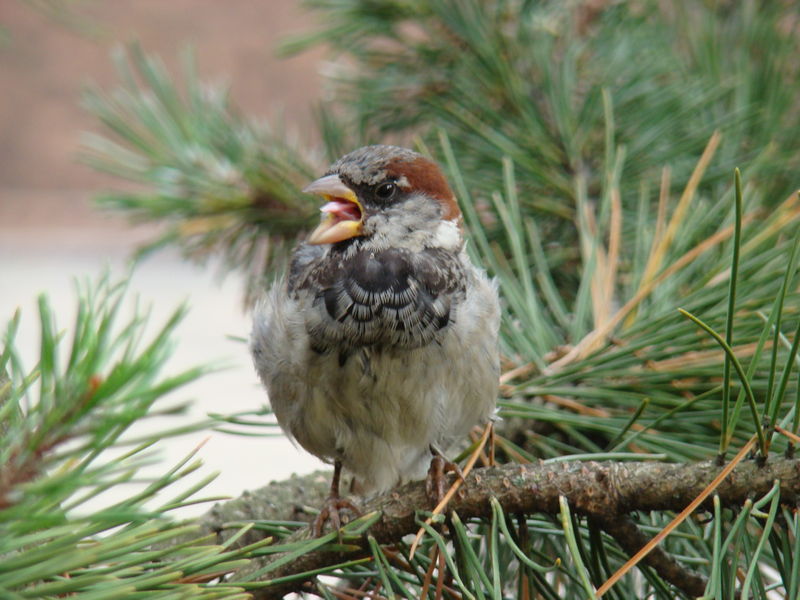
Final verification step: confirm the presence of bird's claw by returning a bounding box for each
[311,495,361,537]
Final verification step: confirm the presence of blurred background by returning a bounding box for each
[0,1,328,513]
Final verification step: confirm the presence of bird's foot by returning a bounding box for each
[311,494,361,537]
[425,453,466,506]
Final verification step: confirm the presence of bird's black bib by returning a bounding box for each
[290,244,465,353]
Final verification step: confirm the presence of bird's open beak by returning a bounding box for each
[303,174,364,245]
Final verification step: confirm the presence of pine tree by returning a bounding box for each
[4,1,800,598]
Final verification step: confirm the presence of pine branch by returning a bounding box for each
[191,456,800,598]
[288,0,800,217]
[0,273,266,598]
[81,44,322,305]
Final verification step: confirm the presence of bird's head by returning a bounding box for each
[302,145,463,250]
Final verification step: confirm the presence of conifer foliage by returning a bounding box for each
[3,1,800,598]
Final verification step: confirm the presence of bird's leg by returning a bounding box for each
[487,420,496,466]
[311,460,360,537]
[425,444,466,506]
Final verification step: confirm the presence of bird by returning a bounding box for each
[250,145,500,533]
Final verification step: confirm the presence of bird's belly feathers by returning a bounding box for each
[287,331,494,492]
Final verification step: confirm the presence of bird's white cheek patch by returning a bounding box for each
[433,220,462,250]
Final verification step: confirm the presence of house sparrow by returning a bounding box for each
[251,145,500,532]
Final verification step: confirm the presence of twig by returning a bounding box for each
[594,515,707,597]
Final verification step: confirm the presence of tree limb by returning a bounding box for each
[199,457,800,598]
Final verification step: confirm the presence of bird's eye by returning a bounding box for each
[374,181,397,202]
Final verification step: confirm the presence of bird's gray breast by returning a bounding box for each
[290,244,466,354]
